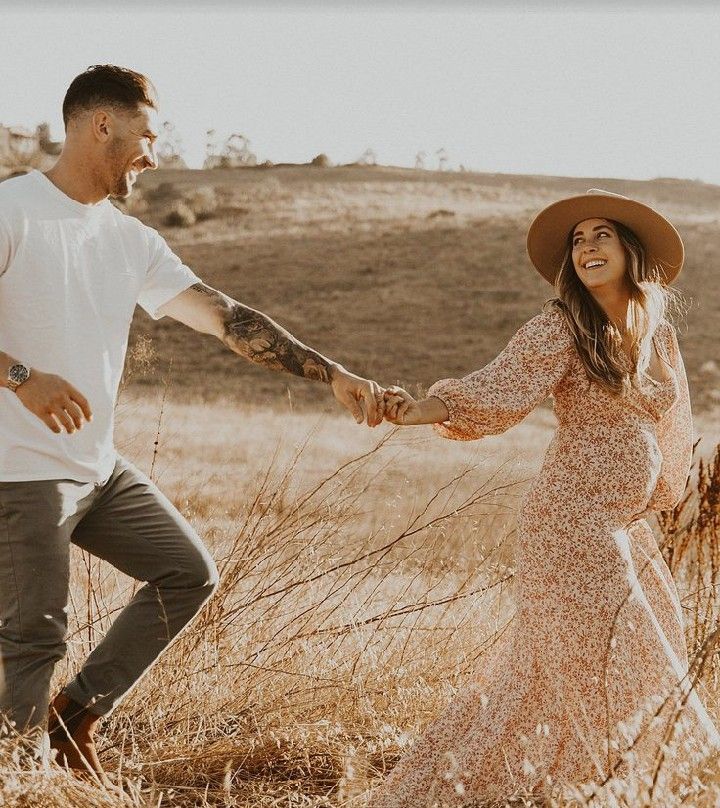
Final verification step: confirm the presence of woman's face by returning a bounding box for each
[570,218,628,291]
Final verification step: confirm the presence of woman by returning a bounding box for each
[369,190,720,806]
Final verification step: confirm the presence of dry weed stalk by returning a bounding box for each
[659,440,720,661]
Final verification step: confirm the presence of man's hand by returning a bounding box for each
[14,370,93,434]
[330,365,385,427]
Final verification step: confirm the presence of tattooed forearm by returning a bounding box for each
[163,284,337,382]
[216,292,336,383]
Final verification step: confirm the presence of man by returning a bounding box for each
[0,64,384,784]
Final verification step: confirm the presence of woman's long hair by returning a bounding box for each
[544,220,686,396]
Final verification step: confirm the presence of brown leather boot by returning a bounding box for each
[48,692,115,789]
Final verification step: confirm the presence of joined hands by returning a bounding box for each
[383,386,449,426]
[330,368,448,428]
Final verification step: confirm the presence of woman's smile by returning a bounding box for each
[582,258,607,270]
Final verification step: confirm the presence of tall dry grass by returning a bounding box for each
[2,387,720,807]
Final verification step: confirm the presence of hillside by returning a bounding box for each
[122,165,720,414]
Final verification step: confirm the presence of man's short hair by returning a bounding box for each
[62,65,158,128]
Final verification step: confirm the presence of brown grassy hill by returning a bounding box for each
[124,165,720,414]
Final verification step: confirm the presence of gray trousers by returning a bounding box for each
[0,454,219,731]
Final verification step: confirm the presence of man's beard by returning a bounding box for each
[108,165,133,199]
[107,141,134,199]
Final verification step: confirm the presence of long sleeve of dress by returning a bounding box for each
[427,306,576,441]
[647,322,694,511]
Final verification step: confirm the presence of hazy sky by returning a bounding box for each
[3,4,720,183]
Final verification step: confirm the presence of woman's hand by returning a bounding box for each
[383,386,422,425]
[383,387,451,426]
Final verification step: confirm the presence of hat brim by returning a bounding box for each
[526,193,684,286]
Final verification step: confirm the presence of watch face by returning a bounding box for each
[8,364,29,385]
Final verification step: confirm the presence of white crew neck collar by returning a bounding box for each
[30,169,111,216]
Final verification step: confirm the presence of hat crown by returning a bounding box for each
[585,188,629,200]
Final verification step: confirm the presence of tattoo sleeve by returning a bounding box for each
[192,283,336,383]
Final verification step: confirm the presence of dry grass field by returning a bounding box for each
[3,166,720,806]
[3,390,720,807]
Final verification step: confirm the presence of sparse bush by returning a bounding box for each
[119,334,157,394]
[147,181,181,202]
[184,186,218,221]
[149,183,218,225]
[164,200,196,228]
[310,153,331,168]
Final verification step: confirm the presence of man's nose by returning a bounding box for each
[142,142,159,171]
[148,142,159,170]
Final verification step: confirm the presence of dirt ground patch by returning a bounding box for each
[119,166,720,415]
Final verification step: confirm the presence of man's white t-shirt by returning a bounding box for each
[0,170,201,482]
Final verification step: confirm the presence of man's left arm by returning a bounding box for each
[156,282,384,426]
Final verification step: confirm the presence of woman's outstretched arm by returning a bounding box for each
[407,305,576,441]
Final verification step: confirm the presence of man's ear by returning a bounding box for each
[91,110,112,143]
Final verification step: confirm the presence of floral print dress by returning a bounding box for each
[369,304,720,806]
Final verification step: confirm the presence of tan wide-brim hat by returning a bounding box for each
[526,188,684,286]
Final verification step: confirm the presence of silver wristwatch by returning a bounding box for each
[7,363,30,392]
